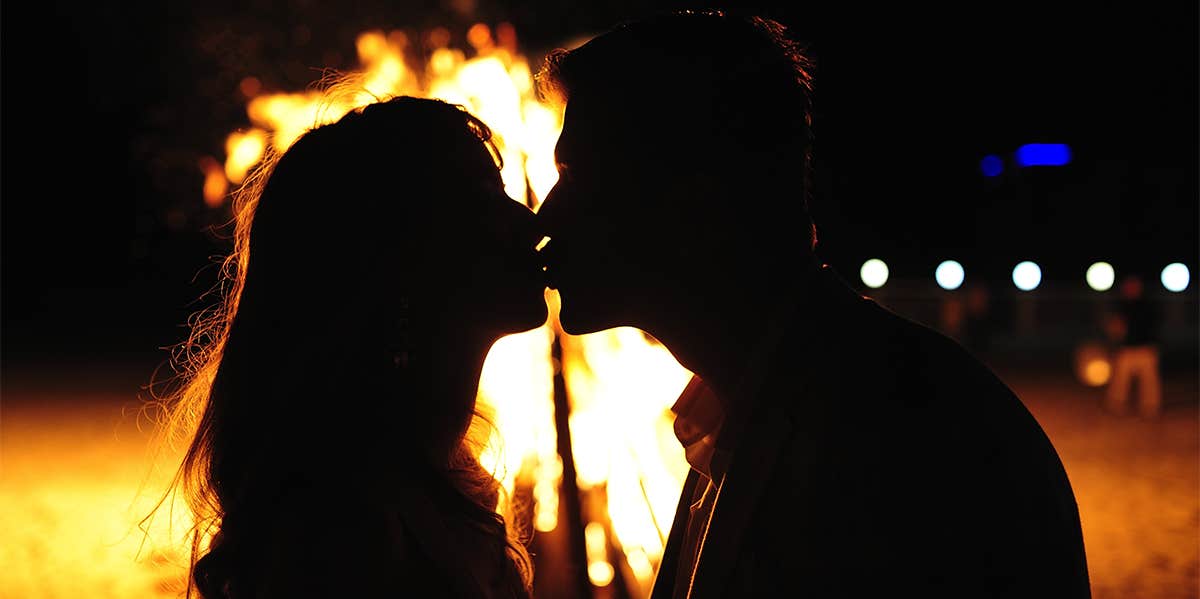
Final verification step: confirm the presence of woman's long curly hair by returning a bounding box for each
[141,85,532,598]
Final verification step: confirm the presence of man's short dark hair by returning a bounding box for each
[537,10,818,253]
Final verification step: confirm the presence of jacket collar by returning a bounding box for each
[657,263,869,599]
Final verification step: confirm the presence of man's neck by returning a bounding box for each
[648,261,821,407]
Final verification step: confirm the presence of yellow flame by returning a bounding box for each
[532,456,562,532]
[585,522,615,587]
[475,317,558,529]
[223,129,267,184]
[561,326,692,583]
[356,30,388,64]
[624,546,656,584]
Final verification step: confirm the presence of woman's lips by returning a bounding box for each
[537,240,558,289]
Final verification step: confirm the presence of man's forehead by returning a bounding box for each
[557,95,640,159]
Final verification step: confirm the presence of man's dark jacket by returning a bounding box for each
[651,265,1091,598]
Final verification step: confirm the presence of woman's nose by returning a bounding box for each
[501,196,545,249]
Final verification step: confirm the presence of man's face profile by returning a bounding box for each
[540,94,687,335]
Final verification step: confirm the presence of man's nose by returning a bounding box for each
[536,182,565,238]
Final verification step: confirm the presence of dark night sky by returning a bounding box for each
[2,0,1196,362]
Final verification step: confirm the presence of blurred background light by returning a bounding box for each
[860,258,889,289]
[1074,342,1113,387]
[1013,261,1042,291]
[1086,262,1116,292]
[935,260,965,290]
[1161,262,1191,292]
[1016,143,1072,166]
[980,154,1003,177]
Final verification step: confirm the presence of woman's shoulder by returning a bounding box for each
[200,480,434,598]
[196,473,528,599]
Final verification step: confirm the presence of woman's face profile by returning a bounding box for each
[253,100,549,343]
[416,148,548,338]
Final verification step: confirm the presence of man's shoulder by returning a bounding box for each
[785,295,1012,403]
[761,293,1049,468]
[771,295,1066,467]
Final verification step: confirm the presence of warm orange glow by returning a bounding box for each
[1075,342,1113,387]
[199,156,228,207]
[585,522,615,587]
[427,26,451,49]
[467,23,494,52]
[561,324,692,588]
[238,76,262,98]
[624,546,656,583]
[223,129,267,184]
[2,403,194,598]
[1084,359,1112,387]
[245,93,337,153]
[356,30,389,63]
[532,455,563,532]
[495,23,518,53]
[475,315,559,530]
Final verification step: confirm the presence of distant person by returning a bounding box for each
[1105,273,1163,417]
[535,10,1091,597]
[146,95,544,598]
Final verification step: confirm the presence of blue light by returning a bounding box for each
[1016,143,1071,167]
[980,155,1003,177]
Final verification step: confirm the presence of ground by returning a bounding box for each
[1,359,1196,598]
[996,364,1199,599]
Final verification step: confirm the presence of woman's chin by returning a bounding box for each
[555,293,627,336]
[496,293,550,335]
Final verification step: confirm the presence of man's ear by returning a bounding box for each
[663,170,722,216]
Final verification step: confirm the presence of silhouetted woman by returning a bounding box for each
[149,95,545,598]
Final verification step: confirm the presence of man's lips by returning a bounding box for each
[537,238,559,289]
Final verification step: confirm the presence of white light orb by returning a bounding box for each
[1086,262,1115,292]
[1161,263,1190,292]
[935,260,965,290]
[860,259,889,289]
[1012,261,1042,291]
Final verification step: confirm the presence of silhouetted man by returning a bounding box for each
[1105,274,1163,417]
[537,10,1090,599]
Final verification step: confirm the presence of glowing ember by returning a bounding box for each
[198,156,227,207]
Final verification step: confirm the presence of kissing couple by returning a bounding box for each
[156,10,1090,599]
